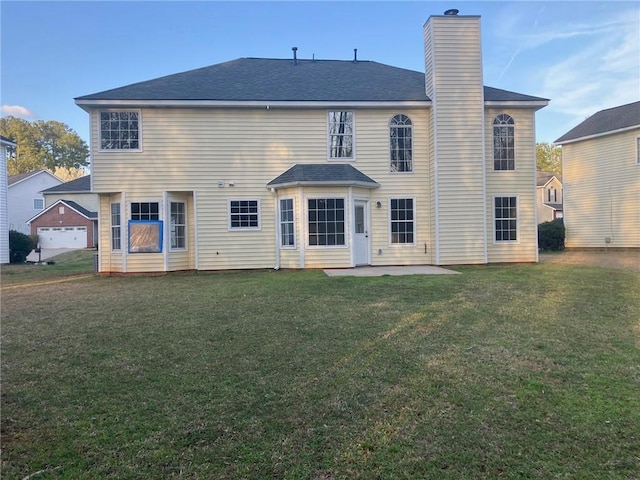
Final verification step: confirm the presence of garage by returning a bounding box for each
[37,226,87,248]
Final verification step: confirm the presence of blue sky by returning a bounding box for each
[1,1,638,145]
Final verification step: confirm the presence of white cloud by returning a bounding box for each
[1,105,37,118]
[495,5,639,132]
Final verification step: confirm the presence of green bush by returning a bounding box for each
[538,219,565,251]
[9,230,36,263]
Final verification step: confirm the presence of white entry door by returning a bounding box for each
[353,200,370,265]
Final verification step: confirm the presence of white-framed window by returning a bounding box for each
[99,110,141,150]
[131,202,159,220]
[228,199,260,230]
[493,114,515,170]
[170,202,186,249]
[279,198,295,247]
[308,198,345,246]
[547,187,557,203]
[33,198,44,210]
[636,137,640,164]
[328,111,354,159]
[390,198,415,245]
[390,114,413,172]
[110,203,121,250]
[494,196,518,242]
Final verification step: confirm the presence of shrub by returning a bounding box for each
[9,230,37,263]
[538,219,565,251]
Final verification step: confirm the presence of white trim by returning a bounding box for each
[273,189,280,269]
[327,110,355,161]
[268,180,379,189]
[484,100,549,110]
[97,109,143,153]
[492,194,520,245]
[121,191,127,273]
[388,113,415,173]
[554,125,640,145]
[8,170,62,189]
[305,195,348,249]
[168,198,188,252]
[278,197,296,250]
[76,99,432,110]
[387,196,417,247]
[227,198,261,231]
[193,190,199,270]
[163,192,169,271]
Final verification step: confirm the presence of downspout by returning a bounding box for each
[163,191,169,272]
[271,187,280,270]
[193,190,199,271]
[122,191,127,273]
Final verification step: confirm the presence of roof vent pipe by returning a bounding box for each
[353,48,358,62]
[444,8,459,15]
[292,47,298,66]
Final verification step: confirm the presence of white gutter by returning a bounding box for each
[271,188,280,270]
[554,125,640,145]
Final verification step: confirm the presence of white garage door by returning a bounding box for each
[37,227,87,248]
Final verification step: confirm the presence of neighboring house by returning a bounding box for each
[0,135,16,264]
[75,10,549,274]
[536,171,563,223]
[555,101,640,249]
[7,170,62,235]
[28,175,98,248]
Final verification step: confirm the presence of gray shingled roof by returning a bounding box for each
[76,58,547,104]
[537,171,562,187]
[267,164,379,188]
[42,175,90,193]
[555,101,640,143]
[62,200,97,219]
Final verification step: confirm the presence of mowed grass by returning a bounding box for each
[1,254,639,479]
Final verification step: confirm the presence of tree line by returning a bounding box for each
[1,116,89,176]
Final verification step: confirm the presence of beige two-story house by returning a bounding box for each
[555,101,639,249]
[75,11,549,274]
[536,171,563,223]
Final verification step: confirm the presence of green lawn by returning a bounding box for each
[2,253,639,479]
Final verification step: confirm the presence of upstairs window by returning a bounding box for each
[100,111,140,150]
[493,114,515,170]
[390,114,413,172]
[33,198,44,210]
[328,111,354,159]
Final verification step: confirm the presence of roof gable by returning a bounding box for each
[8,170,61,188]
[555,101,640,144]
[537,171,562,187]
[27,199,97,224]
[76,58,548,105]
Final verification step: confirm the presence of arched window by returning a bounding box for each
[390,114,413,172]
[493,114,515,170]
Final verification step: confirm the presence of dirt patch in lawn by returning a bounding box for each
[540,250,640,272]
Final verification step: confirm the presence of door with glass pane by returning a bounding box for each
[353,200,369,265]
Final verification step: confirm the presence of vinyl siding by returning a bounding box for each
[562,129,640,248]
[91,106,434,272]
[486,108,538,262]
[425,15,486,265]
[44,192,98,211]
